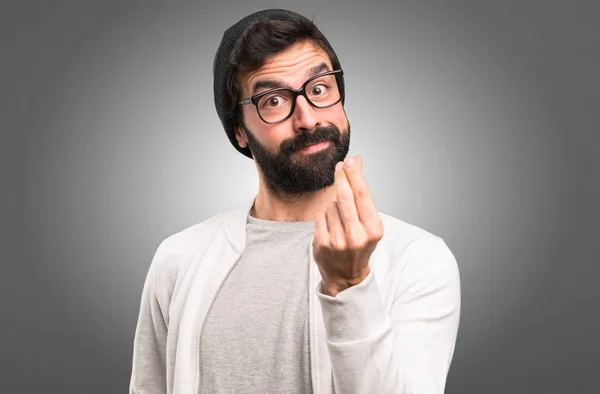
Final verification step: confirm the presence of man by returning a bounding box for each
[129,8,461,394]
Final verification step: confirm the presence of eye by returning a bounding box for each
[310,83,329,96]
[260,94,287,109]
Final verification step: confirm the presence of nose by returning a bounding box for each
[291,95,320,132]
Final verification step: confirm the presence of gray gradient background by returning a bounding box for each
[1,1,598,393]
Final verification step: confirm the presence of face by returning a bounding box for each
[235,41,350,195]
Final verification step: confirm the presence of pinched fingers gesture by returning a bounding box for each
[313,156,384,296]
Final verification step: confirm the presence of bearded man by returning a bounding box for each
[130,8,461,394]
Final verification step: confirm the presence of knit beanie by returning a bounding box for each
[213,8,345,159]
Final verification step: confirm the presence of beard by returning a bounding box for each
[242,121,351,196]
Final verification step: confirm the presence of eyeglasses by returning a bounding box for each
[238,69,344,124]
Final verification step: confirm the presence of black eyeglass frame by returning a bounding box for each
[238,69,344,124]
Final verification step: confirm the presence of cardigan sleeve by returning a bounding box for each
[129,247,169,394]
[317,236,461,394]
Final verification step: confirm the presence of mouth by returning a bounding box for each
[297,141,331,154]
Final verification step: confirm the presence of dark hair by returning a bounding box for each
[225,16,344,136]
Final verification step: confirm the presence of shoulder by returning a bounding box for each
[377,211,446,252]
[159,211,229,255]
[379,212,439,242]
[150,208,232,276]
[375,212,460,283]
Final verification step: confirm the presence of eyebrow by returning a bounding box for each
[250,62,331,94]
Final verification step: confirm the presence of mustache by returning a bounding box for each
[280,126,341,154]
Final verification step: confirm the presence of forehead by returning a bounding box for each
[239,41,333,95]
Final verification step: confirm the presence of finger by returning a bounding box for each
[325,201,346,249]
[314,210,329,246]
[342,156,379,229]
[334,161,360,228]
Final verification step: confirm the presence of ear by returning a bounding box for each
[234,125,248,148]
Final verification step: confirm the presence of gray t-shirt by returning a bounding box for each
[200,214,315,393]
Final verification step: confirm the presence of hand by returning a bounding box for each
[313,155,384,296]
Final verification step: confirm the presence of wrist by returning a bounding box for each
[321,267,370,296]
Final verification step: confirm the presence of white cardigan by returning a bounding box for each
[129,196,461,394]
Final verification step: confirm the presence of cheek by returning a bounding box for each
[242,109,268,140]
[267,124,295,147]
[242,105,260,128]
[245,116,289,150]
[333,106,349,128]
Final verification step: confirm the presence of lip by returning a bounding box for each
[298,141,331,154]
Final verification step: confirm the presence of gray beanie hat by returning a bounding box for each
[213,8,345,159]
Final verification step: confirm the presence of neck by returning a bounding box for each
[251,181,336,222]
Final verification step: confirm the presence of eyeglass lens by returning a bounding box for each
[257,74,341,123]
